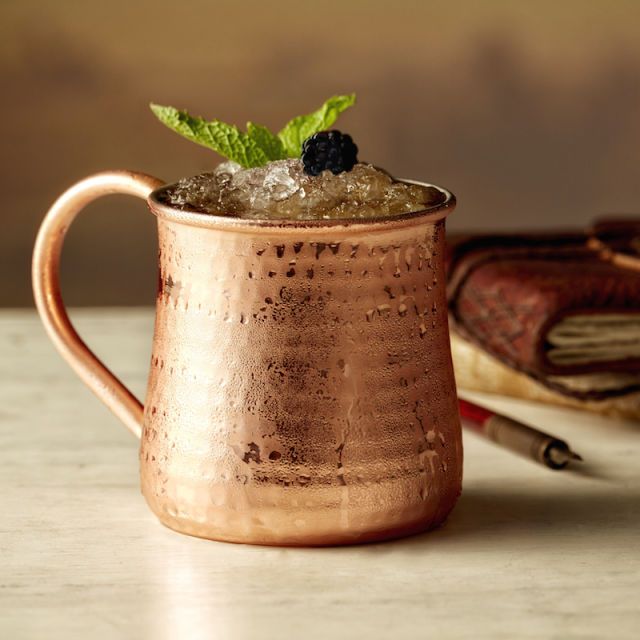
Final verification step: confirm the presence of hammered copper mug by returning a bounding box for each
[32,170,462,546]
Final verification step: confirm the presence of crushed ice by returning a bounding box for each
[162,160,444,220]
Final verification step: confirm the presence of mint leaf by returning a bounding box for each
[150,104,270,168]
[277,94,356,157]
[246,122,287,161]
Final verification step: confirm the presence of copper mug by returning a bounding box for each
[33,170,462,546]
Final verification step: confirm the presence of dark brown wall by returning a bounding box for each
[3,0,640,306]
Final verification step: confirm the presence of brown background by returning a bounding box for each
[3,0,640,307]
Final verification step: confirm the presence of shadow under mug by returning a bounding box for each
[32,170,462,546]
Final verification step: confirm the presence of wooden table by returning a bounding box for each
[2,309,639,639]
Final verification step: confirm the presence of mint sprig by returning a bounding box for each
[150,94,356,168]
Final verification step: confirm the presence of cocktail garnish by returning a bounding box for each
[301,130,358,176]
[150,94,356,168]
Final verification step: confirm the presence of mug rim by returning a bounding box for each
[148,178,456,235]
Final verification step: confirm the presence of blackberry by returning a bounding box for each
[301,130,358,176]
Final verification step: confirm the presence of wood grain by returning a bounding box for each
[1,309,639,639]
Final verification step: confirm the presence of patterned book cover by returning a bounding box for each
[447,219,640,411]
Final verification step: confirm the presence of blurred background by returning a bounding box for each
[3,0,640,307]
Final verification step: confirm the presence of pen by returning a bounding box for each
[459,398,583,470]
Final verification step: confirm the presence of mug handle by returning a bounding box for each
[32,170,165,439]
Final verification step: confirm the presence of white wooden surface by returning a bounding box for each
[1,309,639,640]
